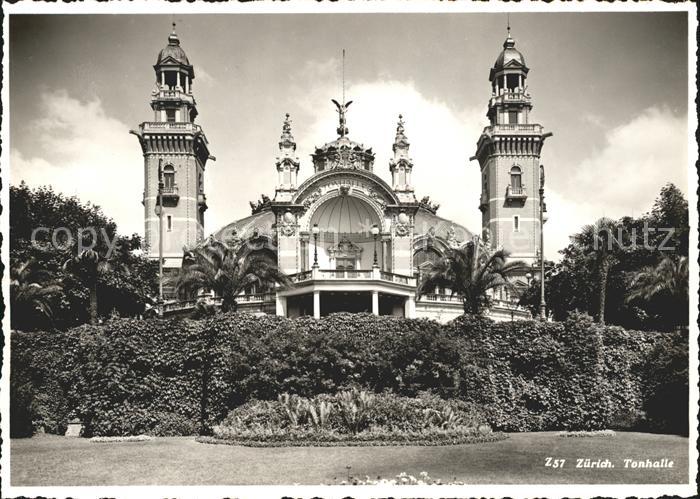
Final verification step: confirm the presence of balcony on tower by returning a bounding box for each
[161,184,180,203]
[198,192,208,210]
[479,191,489,212]
[151,86,195,106]
[505,184,527,201]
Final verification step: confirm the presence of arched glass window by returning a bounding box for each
[510,166,522,191]
[163,165,175,189]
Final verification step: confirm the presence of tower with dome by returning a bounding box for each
[136,27,548,322]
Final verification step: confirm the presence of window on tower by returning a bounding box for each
[508,111,518,124]
[510,166,522,192]
[506,74,520,90]
[513,215,520,232]
[163,165,175,190]
[166,109,176,122]
[167,215,173,232]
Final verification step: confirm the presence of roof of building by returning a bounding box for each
[413,207,475,247]
[156,27,191,67]
[493,34,527,71]
[211,209,276,243]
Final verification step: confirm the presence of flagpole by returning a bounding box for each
[158,159,164,318]
[539,164,547,321]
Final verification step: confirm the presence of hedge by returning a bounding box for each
[10,312,688,438]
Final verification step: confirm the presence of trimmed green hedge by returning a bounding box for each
[10,312,688,437]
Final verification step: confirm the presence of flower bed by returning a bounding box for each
[557,429,616,438]
[335,471,466,485]
[201,390,507,447]
[89,435,152,443]
[198,431,506,447]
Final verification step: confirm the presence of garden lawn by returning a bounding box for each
[11,431,688,486]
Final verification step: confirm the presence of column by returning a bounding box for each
[404,296,416,319]
[313,291,321,319]
[275,295,287,317]
[382,240,389,271]
[160,71,165,86]
[176,72,181,89]
[372,291,379,315]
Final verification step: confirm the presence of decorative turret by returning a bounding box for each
[151,23,198,123]
[389,114,415,202]
[274,113,301,202]
[487,26,532,127]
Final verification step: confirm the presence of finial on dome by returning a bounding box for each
[281,113,293,138]
[504,15,515,48]
[393,114,410,155]
[396,114,406,137]
[168,22,180,45]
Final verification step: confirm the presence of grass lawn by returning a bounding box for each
[11,431,688,486]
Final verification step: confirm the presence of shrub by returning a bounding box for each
[210,390,498,446]
[10,312,688,437]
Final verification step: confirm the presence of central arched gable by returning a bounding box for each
[293,169,399,207]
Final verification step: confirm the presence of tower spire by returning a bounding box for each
[507,13,510,36]
[275,113,300,201]
[389,113,415,200]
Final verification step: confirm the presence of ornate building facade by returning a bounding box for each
[139,28,548,322]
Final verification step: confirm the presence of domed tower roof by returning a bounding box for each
[156,24,191,67]
[489,30,529,82]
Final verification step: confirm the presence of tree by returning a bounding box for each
[176,238,291,312]
[647,183,689,256]
[10,259,63,331]
[626,256,689,328]
[10,183,158,328]
[518,184,689,330]
[63,246,131,325]
[417,243,528,315]
[571,217,620,324]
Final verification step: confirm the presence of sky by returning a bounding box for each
[8,12,690,260]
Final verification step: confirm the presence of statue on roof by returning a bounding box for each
[332,99,352,137]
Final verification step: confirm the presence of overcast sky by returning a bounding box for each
[9,12,689,260]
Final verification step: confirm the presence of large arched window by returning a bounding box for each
[414,247,442,269]
[510,166,522,192]
[163,165,175,190]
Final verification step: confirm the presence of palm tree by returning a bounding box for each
[64,248,128,325]
[176,238,291,313]
[10,259,63,330]
[571,217,619,324]
[626,256,688,325]
[417,242,528,315]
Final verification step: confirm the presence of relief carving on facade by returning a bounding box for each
[302,189,322,209]
[278,211,297,237]
[394,211,411,237]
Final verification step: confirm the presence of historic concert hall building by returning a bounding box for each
[133,27,550,322]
